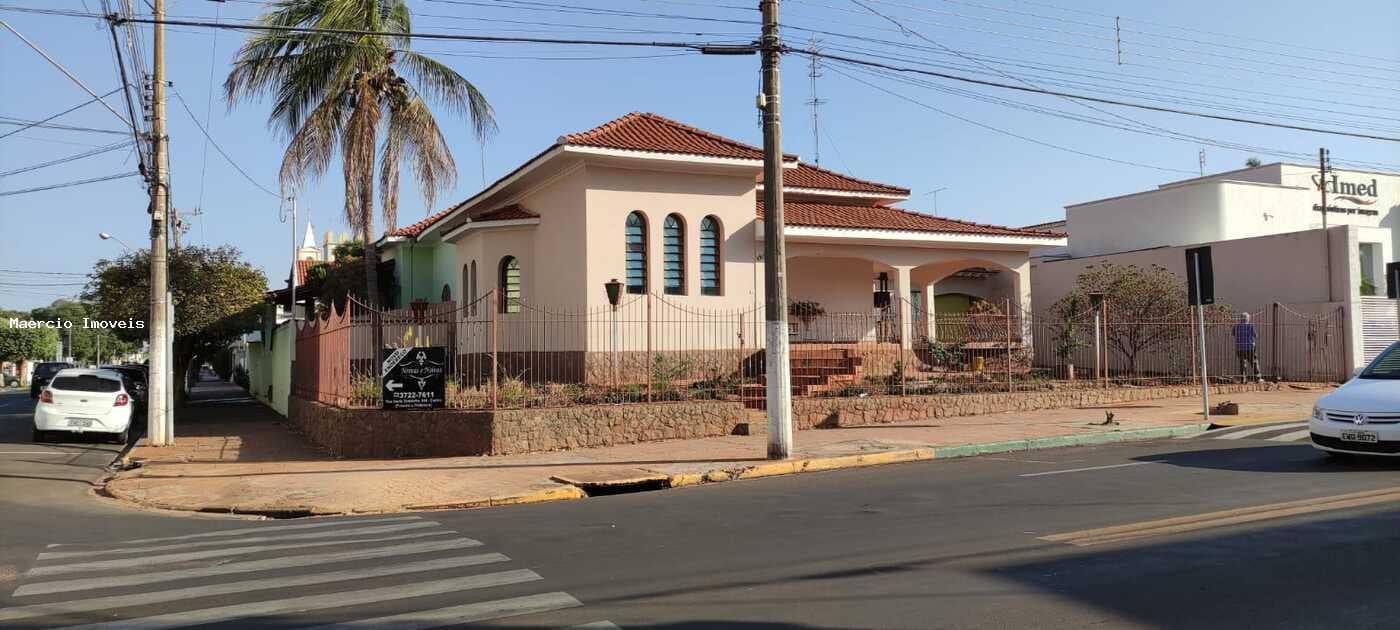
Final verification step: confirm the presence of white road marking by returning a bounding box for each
[28,531,456,577]
[1019,461,1159,478]
[48,515,422,547]
[1269,429,1314,442]
[52,569,543,630]
[38,521,442,559]
[304,592,584,630]
[1215,422,1308,440]
[566,622,623,629]
[0,553,510,623]
[14,537,483,596]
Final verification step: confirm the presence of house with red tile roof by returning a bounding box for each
[374,112,1063,347]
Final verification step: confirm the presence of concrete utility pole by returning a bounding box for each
[288,197,298,322]
[760,0,793,459]
[147,0,170,446]
[1319,147,1333,303]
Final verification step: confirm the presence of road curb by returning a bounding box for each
[729,448,934,480]
[405,485,587,511]
[929,423,1211,460]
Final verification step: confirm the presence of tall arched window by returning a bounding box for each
[700,215,722,296]
[498,256,521,313]
[663,214,686,295]
[462,261,478,314]
[625,211,648,294]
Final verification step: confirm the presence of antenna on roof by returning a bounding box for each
[806,37,826,166]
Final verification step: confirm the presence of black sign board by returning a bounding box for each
[1388,262,1400,299]
[381,346,446,409]
[1185,246,1214,306]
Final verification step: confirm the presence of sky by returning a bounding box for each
[2,0,1398,311]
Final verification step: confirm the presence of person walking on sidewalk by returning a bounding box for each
[1232,312,1261,382]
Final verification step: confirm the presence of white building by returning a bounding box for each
[1032,162,1399,369]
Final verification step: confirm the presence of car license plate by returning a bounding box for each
[1341,429,1379,444]
[66,417,94,428]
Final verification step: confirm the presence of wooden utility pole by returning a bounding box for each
[760,0,793,459]
[147,0,171,446]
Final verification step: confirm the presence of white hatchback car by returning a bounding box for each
[1311,341,1400,457]
[33,368,136,444]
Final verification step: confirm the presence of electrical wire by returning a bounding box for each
[0,140,135,177]
[0,171,140,197]
[171,88,280,198]
[0,88,125,141]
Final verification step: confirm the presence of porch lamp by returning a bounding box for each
[605,278,623,309]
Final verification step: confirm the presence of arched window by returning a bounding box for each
[699,215,722,296]
[441,283,452,303]
[625,211,647,294]
[498,256,521,313]
[663,214,686,295]
[462,260,479,315]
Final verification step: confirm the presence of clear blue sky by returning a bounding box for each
[2,0,1398,310]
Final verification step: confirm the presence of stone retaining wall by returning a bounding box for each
[790,382,1279,429]
[288,395,747,459]
[290,382,1278,458]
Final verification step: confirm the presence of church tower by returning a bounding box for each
[297,221,320,262]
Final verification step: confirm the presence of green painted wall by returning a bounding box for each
[387,242,459,308]
[245,322,293,417]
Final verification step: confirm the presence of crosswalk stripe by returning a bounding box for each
[1269,429,1314,442]
[27,530,459,577]
[302,592,584,630]
[0,553,511,623]
[52,569,543,630]
[38,521,443,560]
[47,515,422,548]
[1213,422,1308,440]
[14,537,484,597]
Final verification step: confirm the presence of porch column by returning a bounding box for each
[924,281,937,342]
[895,266,914,350]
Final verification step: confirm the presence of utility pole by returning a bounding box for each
[760,0,793,459]
[806,36,824,166]
[1198,148,1205,176]
[1319,147,1333,302]
[147,0,170,446]
[288,197,298,321]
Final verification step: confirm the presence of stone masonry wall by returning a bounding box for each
[288,395,746,459]
[790,382,1279,429]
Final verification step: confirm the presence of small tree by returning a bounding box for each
[1052,264,1188,377]
[1245,157,1262,168]
[1049,294,1087,379]
[85,245,268,404]
[0,309,58,364]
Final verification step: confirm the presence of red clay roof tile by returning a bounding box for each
[561,112,785,161]
[761,163,909,196]
[758,200,1063,238]
[475,204,539,222]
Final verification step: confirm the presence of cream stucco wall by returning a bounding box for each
[583,165,760,311]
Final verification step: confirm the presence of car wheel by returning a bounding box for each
[32,429,46,443]
[113,427,130,445]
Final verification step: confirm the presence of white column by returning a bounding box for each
[895,266,914,350]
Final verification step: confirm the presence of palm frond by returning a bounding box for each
[384,93,456,212]
[396,51,497,141]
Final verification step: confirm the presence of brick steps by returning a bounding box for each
[742,347,865,410]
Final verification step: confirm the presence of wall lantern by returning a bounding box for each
[605,278,623,308]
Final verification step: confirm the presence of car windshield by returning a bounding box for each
[1359,344,1400,379]
[50,375,121,392]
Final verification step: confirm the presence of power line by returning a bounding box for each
[0,88,124,141]
[0,140,134,177]
[0,269,90,275]
[171,88,280,198]
[0,118,130,136]
[0,171,141,197]
[804,49,1400,143]
[826,64,1195,174]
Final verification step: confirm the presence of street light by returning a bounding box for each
[605,279,622,394]
[98,232,134,253]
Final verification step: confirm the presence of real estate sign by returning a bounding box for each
[381,346,446,409]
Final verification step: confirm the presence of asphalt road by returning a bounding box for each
[2,396,1399,628]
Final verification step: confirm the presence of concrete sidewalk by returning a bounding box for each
[106,383,1330,516]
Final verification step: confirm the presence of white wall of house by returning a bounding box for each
[1063,165,1400,259]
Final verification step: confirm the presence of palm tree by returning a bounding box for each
[225,0,494,305]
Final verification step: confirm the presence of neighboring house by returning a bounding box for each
[1031,162,1400,367]
[374,112,1063,355]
